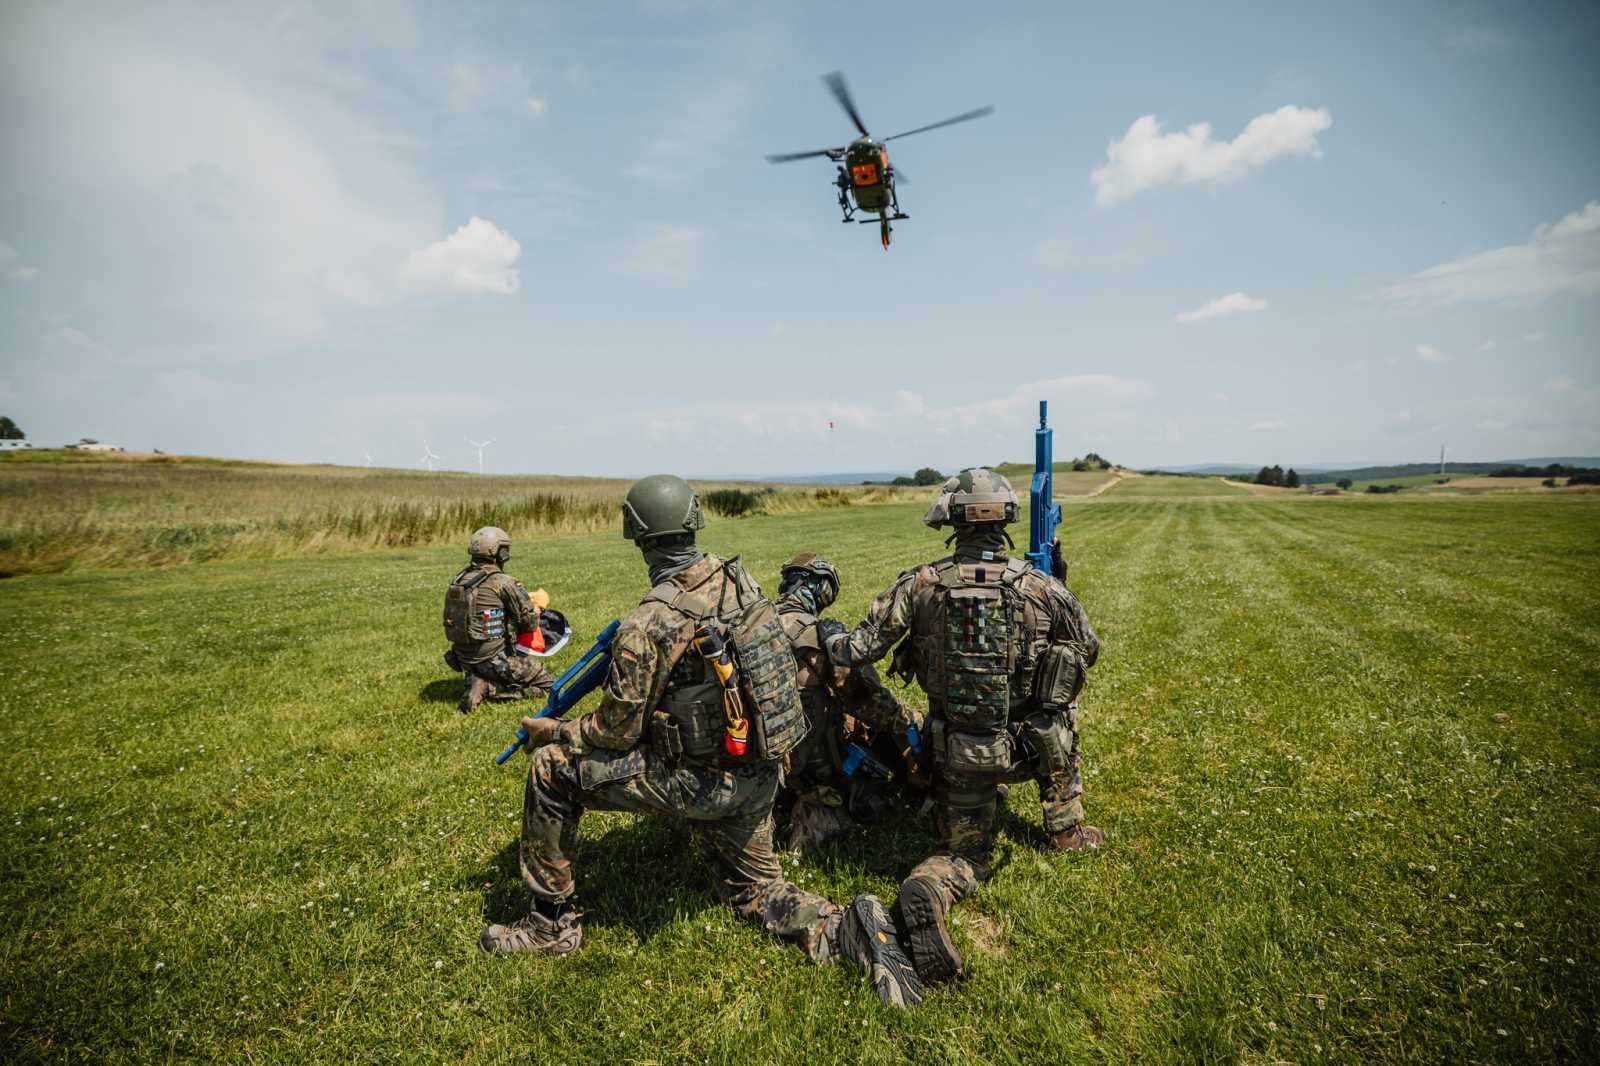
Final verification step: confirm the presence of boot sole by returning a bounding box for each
[845,897,924,1008]
[898,877,964,984]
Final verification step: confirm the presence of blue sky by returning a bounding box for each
[1,0,1596,475]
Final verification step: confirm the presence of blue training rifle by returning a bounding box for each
[1025,400,1062,576]
[495,619,621,765]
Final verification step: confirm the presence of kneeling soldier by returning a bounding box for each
[823,468,1102,986]
[479,476,924,1009]
[443,527,555,713]
[775,552,922,853]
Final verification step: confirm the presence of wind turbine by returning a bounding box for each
[363,450,374,469]
[419,441,441,472]
[465,437,495,475]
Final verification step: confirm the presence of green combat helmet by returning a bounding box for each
[779,552,841,611]
[922,468,1020,529]
[621,474,706,541]
[469,526,512,564]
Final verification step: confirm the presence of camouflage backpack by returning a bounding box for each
[926,557,1030,734]
[442,566,503,644]
[648,557,809,763]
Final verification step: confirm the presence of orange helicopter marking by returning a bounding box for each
[850,163,878,186]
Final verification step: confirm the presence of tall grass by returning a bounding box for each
[0,456,919,574]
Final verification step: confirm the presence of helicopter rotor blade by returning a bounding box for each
[882,105,995,143]
[822,71,870,137]
[766,148,844,164]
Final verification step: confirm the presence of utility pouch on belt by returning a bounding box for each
[1033,645,1083,707]
[650,710,684,762]
[1014,711,1071,776]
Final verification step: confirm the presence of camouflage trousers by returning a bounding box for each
[908,704,1086,909]
[520,740,844,963]
[447,648,554,703]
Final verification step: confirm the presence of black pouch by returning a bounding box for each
[651,710,683,762]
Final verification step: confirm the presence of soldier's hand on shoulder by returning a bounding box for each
[817,617,846,643]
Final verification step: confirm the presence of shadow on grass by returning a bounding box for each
[419,678,463,704]
[467,818,721,944]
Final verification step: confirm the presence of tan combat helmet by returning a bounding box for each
[922,468,1020,529]
[469,526,512,563]
[779,552,841,611]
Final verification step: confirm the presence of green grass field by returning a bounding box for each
[1104,474,1249,497]
[2,493,1598,1062]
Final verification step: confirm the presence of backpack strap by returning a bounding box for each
[454,566,492,592]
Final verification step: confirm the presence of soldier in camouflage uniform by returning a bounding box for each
[775,552,923,853]
[823,468,1102,985]
[443,527,555,713]
[479,476,924,1009]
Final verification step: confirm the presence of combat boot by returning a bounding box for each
[839,895,924,1009]
[896,875,964,985]
[1047,823,1105,852]
[478,908,582,956]
[459,674,493,714]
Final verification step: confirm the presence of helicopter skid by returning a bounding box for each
[858,213,908,223]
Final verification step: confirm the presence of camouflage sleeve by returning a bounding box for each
[839,660,909,732]
[826,570,920,667]
[570,623,666,752]
[1049,582,1100,668]
[501,578,537,634]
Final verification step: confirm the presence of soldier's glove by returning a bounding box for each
[1050,538,1068,582]
[520,717,561,751]
[816,618,846,643]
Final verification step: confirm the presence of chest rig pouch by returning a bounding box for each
[443,567,494,643]
[649,558,808,764]
[927,558,1027,772]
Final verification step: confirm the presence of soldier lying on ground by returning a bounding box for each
[773,552,927,853]
[824,468,1102,987]
[442,527,555,713]
[478,476,924,1009]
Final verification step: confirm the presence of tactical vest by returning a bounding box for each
[648,558,808,765]
[442,566,506,644]
[923,557,1031,735]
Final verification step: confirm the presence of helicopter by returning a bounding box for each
[766,71,993,249]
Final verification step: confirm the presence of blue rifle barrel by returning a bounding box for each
[1026,400,1063,575]
[495,619,621,765]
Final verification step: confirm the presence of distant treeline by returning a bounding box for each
[1302,460,1600,484]
[1488,463,1600,484]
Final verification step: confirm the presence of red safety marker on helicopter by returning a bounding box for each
[766,71,993,250]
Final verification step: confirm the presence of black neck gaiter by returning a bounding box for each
[642,538,703,586]
[952,523,1011,561]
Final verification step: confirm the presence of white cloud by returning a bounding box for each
[1249,417,1287,431]
[1175,292,1267,324]
[1478,340,1497,352]
[1544,376,1577,393]
[1476,418,1510,431]
[1523,331,1546,343]
[7,266,40,283]
[0,241,15,267]
[1091,105,1332,206]
[526,95,547,117]
[619,223,707,282]
[1378,201,1600,308]
[1416,344,1448,363]
[400,217,522,295]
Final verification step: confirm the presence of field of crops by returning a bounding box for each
[0,454,918,575]
[2,488,1596,1063]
